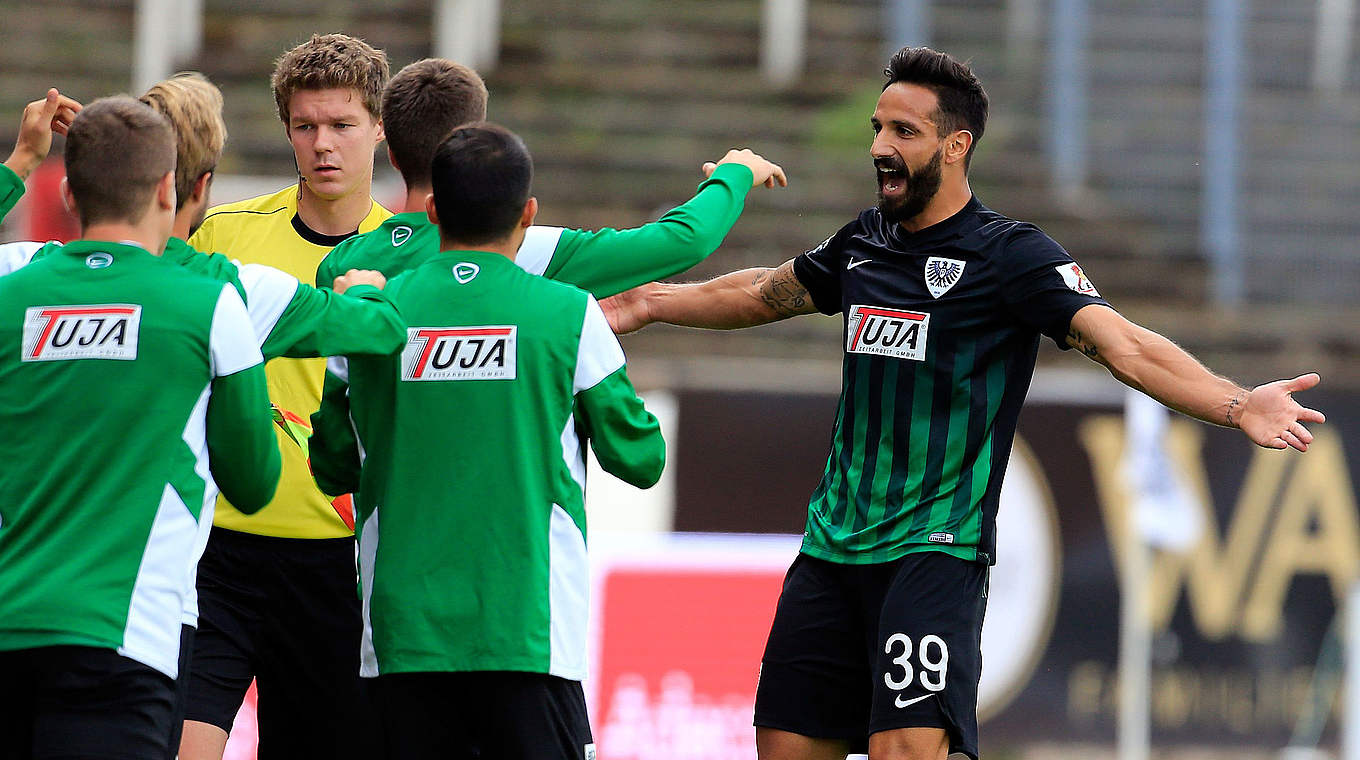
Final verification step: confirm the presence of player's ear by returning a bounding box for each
[59,177,77,217]
[191,171,213,205]
[425,193,439,226]
[520,197,538,229]
[374,118,385,145]
[945,130,973,165]
[156,171,176,211]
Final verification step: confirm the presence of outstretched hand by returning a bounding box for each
[600,283,660,335]
[1235,373,1326,451]
[704,148,787,189]
[333,269,388,294]
[5,89,82,180]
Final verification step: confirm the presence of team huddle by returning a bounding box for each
[0,33,1325,760]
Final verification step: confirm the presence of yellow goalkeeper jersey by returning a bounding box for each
[189,185,391,538]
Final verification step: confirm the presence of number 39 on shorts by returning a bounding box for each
[883,632,949,693]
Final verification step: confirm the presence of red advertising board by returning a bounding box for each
[588,534,801,760]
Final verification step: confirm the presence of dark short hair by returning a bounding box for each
[383,59,488,188]
[65,96,176,226]
[430,122,532,245]
[883,47,989,169]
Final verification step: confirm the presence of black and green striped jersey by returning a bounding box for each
[792,198,1107,565]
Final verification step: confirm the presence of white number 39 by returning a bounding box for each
[883,633,949,692]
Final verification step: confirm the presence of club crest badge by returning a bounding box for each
[924,257,965,298]
[453,262,480,284]
[391,225,413,247]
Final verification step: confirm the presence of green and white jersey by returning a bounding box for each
[315,162,757,297]
[0,235,406,625]
[0,240,279,678]
[310,250,664,680]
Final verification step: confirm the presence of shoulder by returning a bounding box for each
[198,186,296,230]
[960,204,1068,259]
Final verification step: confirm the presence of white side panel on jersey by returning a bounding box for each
[515,226,566,276]
[573,297,626,393]
[236,263,300,350]
[209,284,265,376]
[548,503,589,681]
[180,383,219,625]
[119,483,198,679]
[358,508,381,678]
[559,412,587,495]
[0,241,42,277]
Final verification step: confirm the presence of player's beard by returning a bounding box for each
[876,147,944,225]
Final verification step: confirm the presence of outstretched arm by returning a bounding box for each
[602,258,818,333]
[531,149,787,297]
[1066,304,1325,451]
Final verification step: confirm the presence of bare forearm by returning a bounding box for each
[1069,321,1246,427]
[649,265,808,329]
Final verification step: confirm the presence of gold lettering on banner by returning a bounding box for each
[1066,661,1319,732]
[1079,419,1359,643]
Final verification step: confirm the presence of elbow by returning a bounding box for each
[220,465,280,515]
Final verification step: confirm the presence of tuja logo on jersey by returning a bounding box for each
[22,304,141,362]
[846,305,930,361]
[401,325,517,381]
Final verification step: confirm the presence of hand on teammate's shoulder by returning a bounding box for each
[333,269,387,294]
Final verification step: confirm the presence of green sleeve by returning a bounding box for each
[542,162,755,297]
[575,366,666,488]
[309,367,362,497]
[314,238,349,289]
[206,364,282,513]
[0,164,25,225]
[262,282,406,361]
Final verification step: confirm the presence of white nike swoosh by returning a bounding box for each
[895,693,932,709]
[846,258,873,270]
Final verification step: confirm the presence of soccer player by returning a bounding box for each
[317,57,787,297]
[133,72,405,760]
[177,35,394,760]
[310,122,665,760]
[603,47,1325,760]
[0,97,279,759]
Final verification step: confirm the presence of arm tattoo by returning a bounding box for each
[1225,390,1246,427]
[754,267,810,317]
[1066,327,1101,360]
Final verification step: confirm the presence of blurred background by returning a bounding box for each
[0,1,1357,758]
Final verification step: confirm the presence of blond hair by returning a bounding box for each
[140,72,226,210]
[271,33,389,125]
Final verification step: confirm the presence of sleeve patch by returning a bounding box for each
[1055,263,1100,297]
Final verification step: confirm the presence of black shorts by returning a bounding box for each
[372,671,594,760]
[165,623,195,760]
[753,551,987,760]
[0,645,176,760]
[185,527,375,758]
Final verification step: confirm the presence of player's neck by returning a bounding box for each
[440,231,523,262]
[898,179,973,234]
[296,181,373,236]
[80,222,167,256]
[401,184,433,215]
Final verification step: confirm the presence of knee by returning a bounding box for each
[867,726,950,760]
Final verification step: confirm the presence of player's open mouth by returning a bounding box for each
[877,166,906,195]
